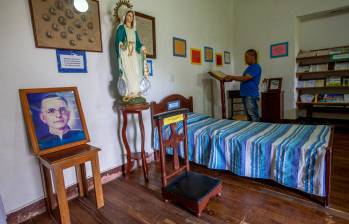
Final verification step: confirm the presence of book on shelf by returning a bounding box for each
[326,76,341,87]
[297,65,311,73]
[343,77,349,87]
[345,94,349,103]
[315,79,325,87]
[318,94,344,103]
[310,64,328,72]
[334,62,349,71]
[329,47,349,55]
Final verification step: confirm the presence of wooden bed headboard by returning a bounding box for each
[150,94,193,116]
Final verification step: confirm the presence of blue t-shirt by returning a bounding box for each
[240,64,262,97]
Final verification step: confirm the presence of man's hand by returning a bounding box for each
[226,74,253,82]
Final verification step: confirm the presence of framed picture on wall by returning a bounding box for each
[267,78,283,91]
[216,53,223,67]
[135,12,157,59]
[204,47,213,62]
[19,87,90,155]
[224,51,231,64]
[191,48,202,65]
[28,0,103,52]
[173,37,187,57]
[270,42,288,58]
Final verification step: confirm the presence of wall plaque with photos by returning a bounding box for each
[19,87,90,155]
[135,12,156,59]
[29,0,103,52]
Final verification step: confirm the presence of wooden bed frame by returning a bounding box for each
[150,94,334,207]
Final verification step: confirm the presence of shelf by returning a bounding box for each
[297,86,349,91]
[296,70,349,80]
[296,55,331,65]
[297,102,349,107]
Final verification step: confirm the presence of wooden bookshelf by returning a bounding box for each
[296,45,349,119]
[297,86,349,91]
[297,70,349,80]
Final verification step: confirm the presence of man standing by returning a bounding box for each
[227,49,261,122]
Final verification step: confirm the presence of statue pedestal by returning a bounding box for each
[118,103,150,182]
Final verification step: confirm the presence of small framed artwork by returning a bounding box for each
[216,53,223,67]
[135,12,156,59]
[204,47,213,62]
[270,42,288,58]
[147,59,153,77]
[56,49,87,73]
[224,51,231,64]
[191,48,202,65]
[173,37,186,57]
[19,87,90,155]
[268,78,283,91]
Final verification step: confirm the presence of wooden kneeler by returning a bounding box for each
[153,109,222,217]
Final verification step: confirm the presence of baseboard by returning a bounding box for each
[6,165,124,224]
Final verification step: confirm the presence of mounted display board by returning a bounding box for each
[29,0,103,52]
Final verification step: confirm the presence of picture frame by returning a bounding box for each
[135,12,157,59]
[173,37,187,57]
[267,78,283,91]
[19,87,90,156]
[270,42,288,58]
[204,47,213,62]
[191,48,202,65]
[56,49,87,73]
[224,51,231,64]
[147,59,153,77]
[28,0,103,52]
[216,53,223,67]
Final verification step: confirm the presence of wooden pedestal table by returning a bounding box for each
[119,103,151,182]
[38,144,104,224]
[208,71,233,119]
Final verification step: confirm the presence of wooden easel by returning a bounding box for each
[208,71,233,119]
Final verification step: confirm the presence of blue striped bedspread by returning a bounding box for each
[153,112,331,197]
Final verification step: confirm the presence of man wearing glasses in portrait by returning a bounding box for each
[38,95,85,149]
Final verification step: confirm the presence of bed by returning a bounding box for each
[150,94,334,206]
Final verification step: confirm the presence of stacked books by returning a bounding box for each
[298,80,325,88]
[297,65,311,73]
[318,94,344,103]
[326,76,342,87]
[343,77,349,87]
[334,62,349,71]
[310,64,328,72]
[345,94,349,103]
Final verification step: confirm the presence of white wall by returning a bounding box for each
[233,0,349,119]
[300,12,349,51]
[0,0,234,213]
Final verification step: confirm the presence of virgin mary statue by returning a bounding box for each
[114,0,150,105]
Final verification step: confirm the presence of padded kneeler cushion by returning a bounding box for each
[164,171,221,202]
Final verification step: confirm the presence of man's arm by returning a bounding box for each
[225,74,253,82]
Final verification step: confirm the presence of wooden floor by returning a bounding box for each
[24,131,349,224]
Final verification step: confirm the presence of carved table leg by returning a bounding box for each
[138,111,149,182]
[122,111,132,178]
